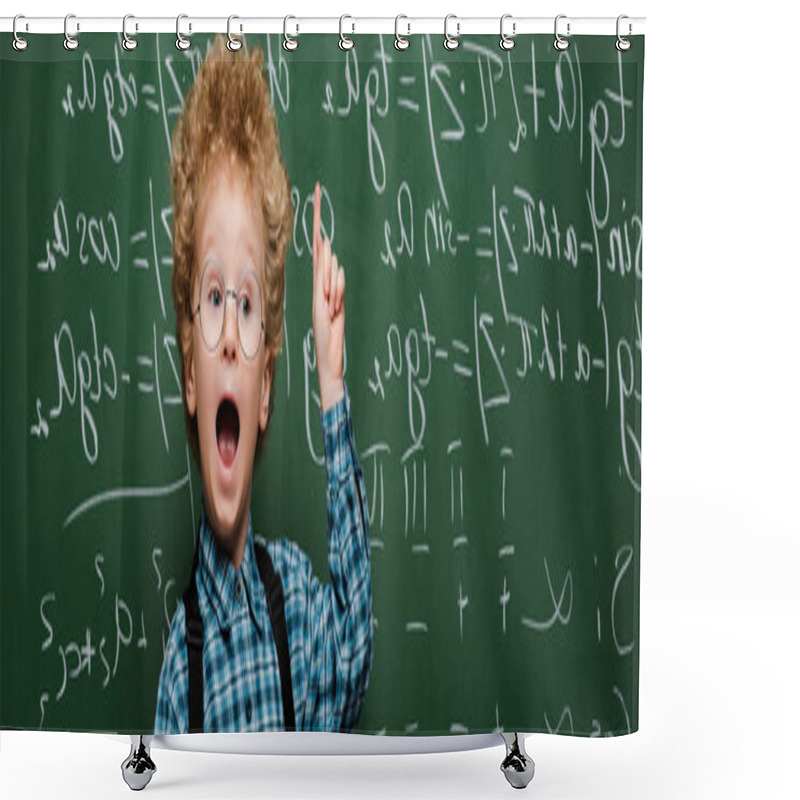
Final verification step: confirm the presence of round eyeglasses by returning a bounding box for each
[191,261,265,361]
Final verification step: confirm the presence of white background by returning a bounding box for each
[2,0,799,798]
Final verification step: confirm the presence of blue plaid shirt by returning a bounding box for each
[154,386,372,733]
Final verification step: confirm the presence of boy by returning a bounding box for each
[154,36,372,733]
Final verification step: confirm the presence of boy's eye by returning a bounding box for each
[240,296,251,318]
[210,287,222,307]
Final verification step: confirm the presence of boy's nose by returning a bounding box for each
[221,295,238,362]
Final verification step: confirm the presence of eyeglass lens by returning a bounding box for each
[198,262,263,359]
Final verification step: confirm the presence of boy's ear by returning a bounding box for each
[259,352,272,432]
[184,338,197,418]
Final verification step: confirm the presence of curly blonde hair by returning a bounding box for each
[171,35,293,464]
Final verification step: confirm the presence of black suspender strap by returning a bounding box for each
[183,543,204,734]
[182,538,295,732]
[254,541,296,732]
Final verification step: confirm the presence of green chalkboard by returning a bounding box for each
[1,32,643,736]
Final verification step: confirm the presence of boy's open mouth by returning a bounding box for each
[216,398,240,468]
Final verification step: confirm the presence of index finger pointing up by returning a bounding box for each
[313,182,321,284]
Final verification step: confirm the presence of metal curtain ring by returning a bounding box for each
[395,15,410,51]
[283,15,298,51]
[339,15,354,51]
[122,14,138,51]
[12,14,29,52]
[64,14,79,51]
[500,14,515,51]
[616,15,632,52]
[554,14,570,51]
[176,14,191,51]
[444,14,460,51]
[227,15,243,52]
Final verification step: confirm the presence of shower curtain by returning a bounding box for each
[0,29,643,737]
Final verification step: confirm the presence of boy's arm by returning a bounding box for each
[319,381,372,730]
[283,381,372,731]
[300,181,370,729]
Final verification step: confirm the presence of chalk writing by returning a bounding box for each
[36,197,120,274]
[362,443,391,535]
[128,179,173,319]
[60,44,138,164]
[322,38,391,195]
[36,544,180,728]
[34,312,118,465]
[612,545,635,656]
[380,181,414,270]
[264,34,291,114]
[63,472,190,529]
[294,183,335,259]
[367,294,432,451]
[521,559,574,632]
[546,685,632,737]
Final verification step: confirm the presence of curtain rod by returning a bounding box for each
[0,15,646,37]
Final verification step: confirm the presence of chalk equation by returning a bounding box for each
[37,543,180,730]
[57,34,289,166]
[360,283,640,489]
[322,36,633,218]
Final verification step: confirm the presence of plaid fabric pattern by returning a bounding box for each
[154,384,372,733]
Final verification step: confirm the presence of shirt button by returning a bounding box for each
[245,699,252,723]
[235,577,243,602]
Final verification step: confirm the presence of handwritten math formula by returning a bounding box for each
[37,542,182,730]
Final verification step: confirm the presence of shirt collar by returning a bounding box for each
[197,500,266,638]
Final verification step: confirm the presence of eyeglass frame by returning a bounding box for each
[188,261,267,361]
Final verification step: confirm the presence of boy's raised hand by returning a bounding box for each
[312,182,346,412]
